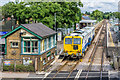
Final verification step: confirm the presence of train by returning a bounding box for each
[64,26,95,58]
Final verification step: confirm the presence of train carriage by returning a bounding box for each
[64,26,95,58]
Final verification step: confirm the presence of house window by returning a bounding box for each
[32,41,38,53]
[46,38,49,50]
[55,35,56,45]
[44,39,47,50]
[41,40,45,52]
[24,41,38,53]
[51,53,54,59]
[11,42,18,48]
[49,37,51,48]
[51,36,53,47]
[53,35,55,46]
[43,58,46,65]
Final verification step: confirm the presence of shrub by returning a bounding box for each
[3,64,14,71]
[3,64,35,72]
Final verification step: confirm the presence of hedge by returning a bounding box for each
[3,64,35,72]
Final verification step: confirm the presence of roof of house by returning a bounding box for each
[2,23,56,39]
[21,23,56,37]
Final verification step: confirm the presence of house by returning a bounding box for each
[2,23,57,71]
[0,32,8,55]
[0,17,15,55]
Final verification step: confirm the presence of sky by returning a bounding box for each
[0,0,120,13]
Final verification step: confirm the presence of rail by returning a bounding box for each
[100,21,107,80]
[86,20,106,80]
[88,21,104,62]
[66,60,80,80]
[51,61,68,80]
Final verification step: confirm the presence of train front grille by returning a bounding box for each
[73,45,78,50]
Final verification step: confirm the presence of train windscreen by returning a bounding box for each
[74,38,81,44]
[65,38,72,44]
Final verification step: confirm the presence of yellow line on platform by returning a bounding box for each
[108,23,115,47]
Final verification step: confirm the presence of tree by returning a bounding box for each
[90,10,103,21]
[2,2,83,29]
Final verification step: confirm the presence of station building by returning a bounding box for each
[2,23,57,71]
[79,20,97,29]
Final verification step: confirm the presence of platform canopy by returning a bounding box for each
[80,20,97,23]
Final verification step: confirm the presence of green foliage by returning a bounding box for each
[113,12,120,19]
[2,2,83,29]
[3,64,34,72]
[90,10,103,21]
[89,10,120,21]
[3,64,14,71]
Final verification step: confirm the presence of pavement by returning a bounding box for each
[2,70,120,80]
[107,23,115,47]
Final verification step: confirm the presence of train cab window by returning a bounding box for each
[74,38,81,44]
[65,38,72,44]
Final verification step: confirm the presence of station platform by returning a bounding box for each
[107,23,116,47]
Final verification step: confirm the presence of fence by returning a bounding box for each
[1,59,36,72]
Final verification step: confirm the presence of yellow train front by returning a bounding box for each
[64,35,83,58]
[64,27,95,58]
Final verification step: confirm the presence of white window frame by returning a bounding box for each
[23,40,38,54]
[41,40,45,52]
[46,38,49,50]
[51,36,53,47]
[11,42,18,48]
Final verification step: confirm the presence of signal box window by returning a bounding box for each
[11,42,18,48]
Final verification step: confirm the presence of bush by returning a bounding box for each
[3,64,35,72]
[3,64,14,71]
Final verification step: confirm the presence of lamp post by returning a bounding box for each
[11,15,14,30]
[54,12,57,55]
[54,13,56,31]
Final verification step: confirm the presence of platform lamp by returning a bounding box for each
[11,15,14,30]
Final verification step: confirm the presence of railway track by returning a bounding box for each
[85,20,107,80]
[50,58,80,80]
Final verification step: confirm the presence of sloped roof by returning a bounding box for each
[80,20,97,23]
[21,23,56,37]
[2,23,56,39]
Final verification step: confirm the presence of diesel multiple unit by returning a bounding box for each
[64,26,95,58]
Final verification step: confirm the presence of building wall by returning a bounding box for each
[5,28,56,71]
[20,47,56,71]
[6,29,21,59]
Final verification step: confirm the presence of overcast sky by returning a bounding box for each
[0,0,120,13]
